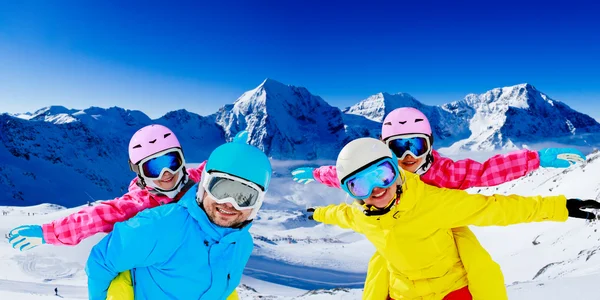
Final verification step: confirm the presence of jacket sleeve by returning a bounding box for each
[312,204,361,233]
[419,183,568,229]
[186,161,206,183]
[423,149,540,190]
[42,191,155,245]
[85,209,168,300]
[312,166,342,189]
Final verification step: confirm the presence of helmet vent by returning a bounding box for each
[164,133,171,138]
[133,144,142,149]
[149,139,157,144]
[383,122,392,125]
[415,118,424,123]
[398,121,407,124]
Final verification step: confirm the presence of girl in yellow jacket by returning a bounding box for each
[307,137,600,300]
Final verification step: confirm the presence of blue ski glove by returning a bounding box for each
[292,167,316,184]
[233,131,249,144]
[538,148,585,168]
[8,225,46,251]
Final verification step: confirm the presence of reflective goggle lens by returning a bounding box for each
[206,176,260,208]
[141,151,184,179]
[388,136,429,158]
[345,160,398,199]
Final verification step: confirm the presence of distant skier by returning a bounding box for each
[54,287,58,296]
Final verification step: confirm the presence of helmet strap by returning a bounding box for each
[145,169,187,198]
[362,184,403,217]
[415,152,434,175]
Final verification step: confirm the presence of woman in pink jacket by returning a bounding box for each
[291,107,586,299]
[8,124,205,250]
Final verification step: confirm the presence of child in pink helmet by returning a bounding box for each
[8,124,202,249]
[292,107,586,300]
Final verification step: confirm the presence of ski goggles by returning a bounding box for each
[385,134,431,160]
[341,157,400,200]
[131,148,185,180]
[203,171,265,211]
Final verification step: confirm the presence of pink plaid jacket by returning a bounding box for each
[312,149,540,190]
[42,162,206,245]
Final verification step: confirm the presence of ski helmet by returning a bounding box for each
[336,138,403,210]
[336,137,400,185]
[128,124,182,165]
[381,107,432,142]
[201,136,272,220]
[128,124,187,197]
[381,108,434,175]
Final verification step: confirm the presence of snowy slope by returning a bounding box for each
[2,153,600,299]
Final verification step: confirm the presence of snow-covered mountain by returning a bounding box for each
[441,84,600,152]
[0,106,225,207]
[214,79,348,160]
[2,80,600,208]
[343,92,471,147]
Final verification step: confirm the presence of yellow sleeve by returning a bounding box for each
[312,203,362,233]
[106,271,134,300]
[226,289,239,300]
[420,183,568,228]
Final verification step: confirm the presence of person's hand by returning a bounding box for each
[8,225,45,251]
[538,148,585,168]
[566,199,600,219]
[292,167,316,184]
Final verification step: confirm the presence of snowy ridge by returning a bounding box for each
[214,79,348,160]
[440,84,600,152]
[3,80,600,208]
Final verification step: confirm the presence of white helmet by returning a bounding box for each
[336,138,395,183]
[336,138,404,216]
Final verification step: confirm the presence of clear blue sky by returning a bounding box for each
[1,1,599,119]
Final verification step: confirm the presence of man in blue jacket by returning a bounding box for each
[85,136,272,300]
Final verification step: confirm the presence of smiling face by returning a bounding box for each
[151,170,180,190]
[362,184,398,209]
[397,154,424,173]
[202,192,252,228]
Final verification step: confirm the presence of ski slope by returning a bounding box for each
[1,152,600,299]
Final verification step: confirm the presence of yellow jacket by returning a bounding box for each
[106,271,239,300]
[312,172,568,300]
[362,227,508,300]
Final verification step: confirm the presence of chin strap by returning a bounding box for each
[415,152,434,175]
[146,168,189,199]
[361,185,404,217]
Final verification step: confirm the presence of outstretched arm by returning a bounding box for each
[422,149,540,190]
[292,166,341,188]
[41,191,156,245]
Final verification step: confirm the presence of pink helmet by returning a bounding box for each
[381,107,432,141]
[128,124,181,164]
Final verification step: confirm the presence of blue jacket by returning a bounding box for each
[85,184,254,300]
